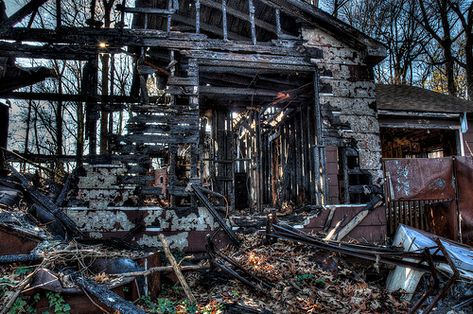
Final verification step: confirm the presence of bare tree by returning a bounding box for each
[447,0,473,99]
[417,0,464,96]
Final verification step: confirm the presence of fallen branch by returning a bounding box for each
[0,253,43,265]
[159,233,197,304]
[1,268,39,314]
[109,264,209,277]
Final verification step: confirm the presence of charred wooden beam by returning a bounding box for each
[0,0,48,27]
[168,85,286,99]
[4,152,151,163]
[0,253,42,265]
[181,50,313,70]
[166,0,173,32]
[82,58,98,156]
[0,66,55,94]
[117,5,176,15]
[0,42,101,60]
[313,71,326,203]
[0,103,8,174]
[201,72,303,88]
[200,86,278,97]
[121,133,199,144]
[0,91,150,105]
[195,0,200,33]
[378,118,460,130]
[222,0,228,41]
[8,166,83,239]
[377,110,461,119]
[248,0,257,45]
[275,8,282,38]
[73,276,146,314]
[0,27,312,56]
[55,0,61,28]
[191,184,240,245]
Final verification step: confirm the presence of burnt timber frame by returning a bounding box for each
[0,0,386,210]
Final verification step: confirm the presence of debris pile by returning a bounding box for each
[191,233,409,313]
[0,172,472,313]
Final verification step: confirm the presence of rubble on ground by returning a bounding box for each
[0,174,472,314]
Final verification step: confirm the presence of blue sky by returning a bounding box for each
[5,1,21,15]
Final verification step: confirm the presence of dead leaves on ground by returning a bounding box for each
[189,233,409,314]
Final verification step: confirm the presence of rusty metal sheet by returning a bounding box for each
[384,158,455,201]
[302,205,387,243]
[0,227,41,255]
[426,201,458,241]
[453,156,473,243]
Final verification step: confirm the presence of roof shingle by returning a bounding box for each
[376,84,473,113]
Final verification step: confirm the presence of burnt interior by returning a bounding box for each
[381,128,458,158]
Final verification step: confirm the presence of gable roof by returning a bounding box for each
[265,0,387,63]
[376,84,473,113]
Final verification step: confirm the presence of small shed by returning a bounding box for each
[376,84,473,158]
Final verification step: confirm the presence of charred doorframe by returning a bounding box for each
[196,59,327,209]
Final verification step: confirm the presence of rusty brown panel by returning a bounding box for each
[425,201,457,240]
[453,156,473,243]
[27,279,136,314]
[303,205,387,243]
[384,158,455,201]
[0,228,40,255]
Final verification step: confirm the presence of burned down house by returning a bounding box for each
[0,0,473,313]
[0,0,388,248]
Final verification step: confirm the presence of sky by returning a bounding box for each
[5,1,20,15]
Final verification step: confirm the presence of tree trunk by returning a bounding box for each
[439,0,456,96]
[464,14,473,100]
[444,44,457,96]
[466,42,473,100]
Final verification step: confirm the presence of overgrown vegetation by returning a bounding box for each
[0,280,71,314]
[137,295,221,314]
